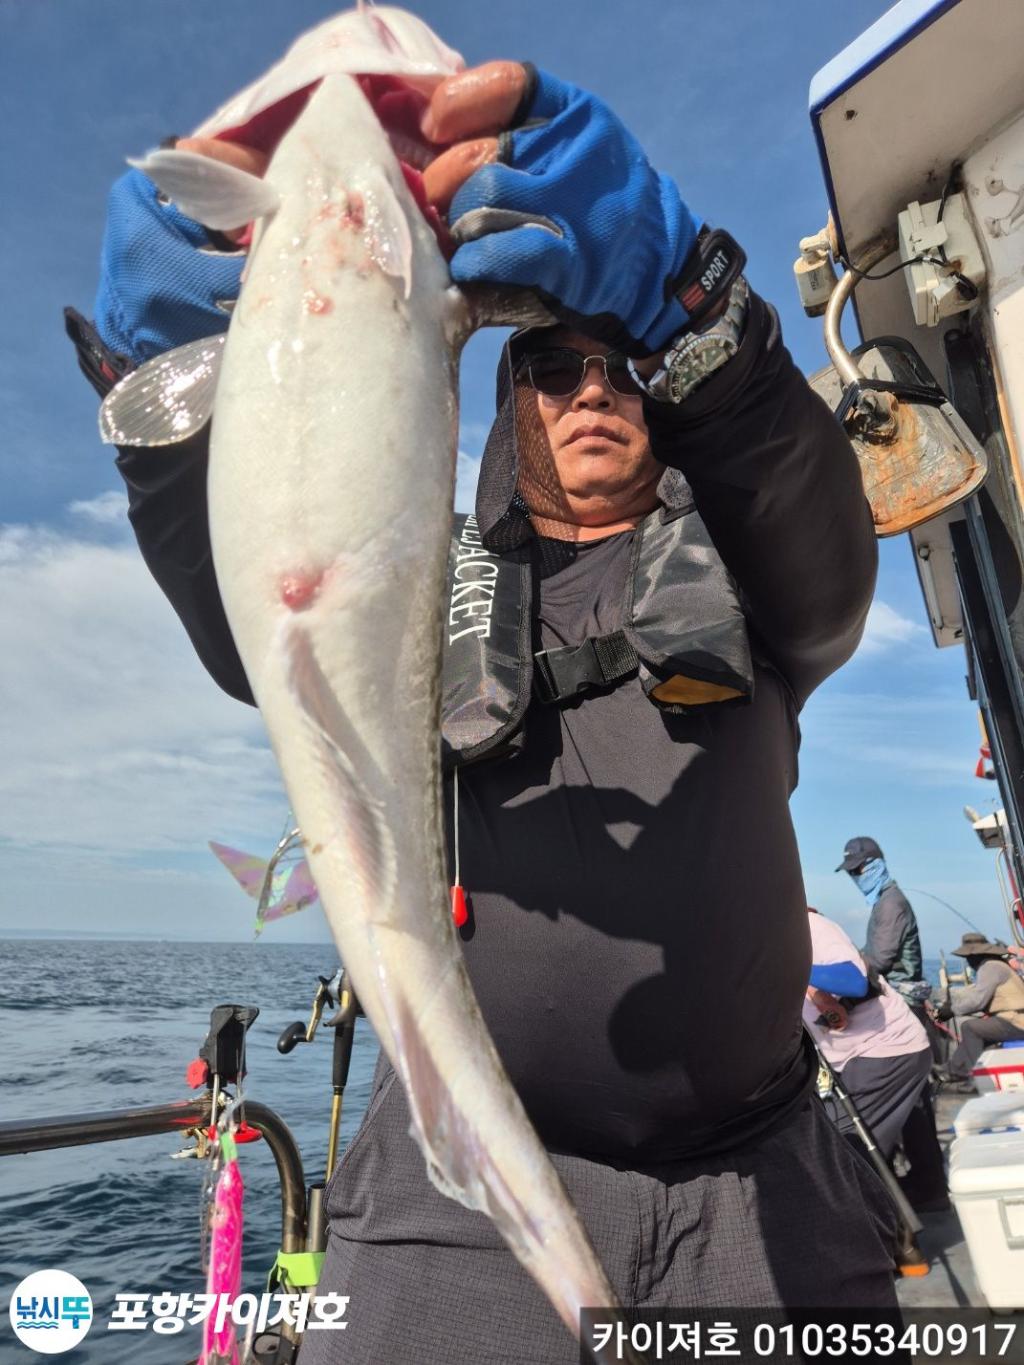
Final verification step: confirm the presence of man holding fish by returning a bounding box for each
[72,11,900,1362]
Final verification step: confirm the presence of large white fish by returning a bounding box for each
[99,8,640,1361]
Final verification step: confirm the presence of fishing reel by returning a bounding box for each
[277,969,345,1053]
[277,967,363,1181]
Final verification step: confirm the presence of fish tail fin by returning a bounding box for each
[128,147,279,230]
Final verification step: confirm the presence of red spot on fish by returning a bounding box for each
[281,571,324,609]
[302,290,334,316]
[345,192,366,230]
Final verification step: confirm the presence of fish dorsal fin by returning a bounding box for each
[98,335,225,447]
[128,148,280,230]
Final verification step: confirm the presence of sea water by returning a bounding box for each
[0,938,378,1362]
[0,939,948,1361]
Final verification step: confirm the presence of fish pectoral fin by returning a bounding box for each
[283,621,398,912]
[355,166,413,299]
[128,148,280,230]
[98,335,225,447]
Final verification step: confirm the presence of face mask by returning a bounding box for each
[851,858,892,907]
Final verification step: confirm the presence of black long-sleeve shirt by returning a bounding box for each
[860,883,924,985]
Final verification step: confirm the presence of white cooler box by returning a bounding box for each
[972,1041,1024,1093]
[953,1092,1024,1138]
[949,1133,1024,1309]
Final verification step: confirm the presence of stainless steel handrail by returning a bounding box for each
[0,1096,307,1254]
[823,235,899,388]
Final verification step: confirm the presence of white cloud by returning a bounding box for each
[68,490,129,526]
[801,690,975,786]
[0,518,283,870]
[454,449,480,514]
[855,600,927,657]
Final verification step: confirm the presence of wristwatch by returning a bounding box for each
[629,275,750,404]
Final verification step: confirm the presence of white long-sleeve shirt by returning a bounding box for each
[803,913,928,1071]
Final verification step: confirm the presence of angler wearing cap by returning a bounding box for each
[836,837,930,1005]
[937,933,1024,1080]
[72,45,899,1364]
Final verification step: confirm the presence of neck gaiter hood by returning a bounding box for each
[851,857,893,908]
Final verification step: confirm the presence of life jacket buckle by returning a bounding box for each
[533,640,598,704]
[532,632,638,705]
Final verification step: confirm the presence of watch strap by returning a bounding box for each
[673,228,747,330]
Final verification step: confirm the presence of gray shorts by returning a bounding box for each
[297,1067,899,1365]
[830,1047,933,1158]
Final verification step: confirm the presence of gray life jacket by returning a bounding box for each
[441,501,755,770]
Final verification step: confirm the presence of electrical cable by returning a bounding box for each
[838,161,977,297]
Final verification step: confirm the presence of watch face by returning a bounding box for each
[667,335,737,402]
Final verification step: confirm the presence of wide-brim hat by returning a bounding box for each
[835,835,884,873]
[951,932,1010,958]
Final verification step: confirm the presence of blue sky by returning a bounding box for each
[0,0,1009,952]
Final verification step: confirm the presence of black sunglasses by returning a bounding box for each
[515,347,644,399]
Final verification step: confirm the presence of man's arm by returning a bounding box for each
[809,960,869,999]
[860,891,908,977]
[951,960,1004,1016]
[70,166,254,704]
[807,914,870,998]
[416,64,877,708]
[115,429,254,705]
[643,298,877,707]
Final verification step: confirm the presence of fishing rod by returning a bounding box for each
[904,886,985,935]
[811,1041,927,1276]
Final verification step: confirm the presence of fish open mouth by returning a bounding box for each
[211,74,454,257]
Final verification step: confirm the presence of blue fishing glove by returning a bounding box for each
[447,67,702,356]
[94,168,244,364]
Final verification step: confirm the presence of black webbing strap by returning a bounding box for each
[64,307,133,399]
[532,631,638,705]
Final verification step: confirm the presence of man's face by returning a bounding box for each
[513,329,663,532]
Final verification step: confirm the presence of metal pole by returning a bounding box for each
[823,236,898,387]
[325,975,360,1181]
